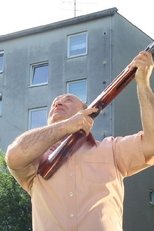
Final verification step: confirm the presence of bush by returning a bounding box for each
[0,152,32,231]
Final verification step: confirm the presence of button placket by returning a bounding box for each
[66,155,77,226]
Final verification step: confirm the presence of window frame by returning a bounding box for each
[30,61,49,87]
[67,32,88,58]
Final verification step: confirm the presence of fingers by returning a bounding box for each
[127,51,154,86]
[82,107,99,116]
[77,108,98,135]
[129,51,154,70]
[66,107,98,135]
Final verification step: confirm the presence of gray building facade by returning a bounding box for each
[0,7,154,231]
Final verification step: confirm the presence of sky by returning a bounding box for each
[0,0,154,39]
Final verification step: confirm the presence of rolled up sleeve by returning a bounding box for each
[114,132,153,177]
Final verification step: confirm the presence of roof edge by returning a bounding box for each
[0,7,118,42]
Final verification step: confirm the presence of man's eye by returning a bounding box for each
[66,98,72,102]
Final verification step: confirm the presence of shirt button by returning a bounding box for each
[69,192,73,197]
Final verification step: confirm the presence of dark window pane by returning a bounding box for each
[0,53,4,72]
[0,94,2,116]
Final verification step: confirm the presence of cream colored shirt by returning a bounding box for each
[9,132,153,231]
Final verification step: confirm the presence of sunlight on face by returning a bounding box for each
[48,94,86,124]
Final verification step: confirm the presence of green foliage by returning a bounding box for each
[0,151,32,231]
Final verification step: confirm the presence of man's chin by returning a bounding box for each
[48,115,64,124]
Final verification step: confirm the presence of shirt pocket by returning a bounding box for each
[84,163,112,184]
[81,153,116,184]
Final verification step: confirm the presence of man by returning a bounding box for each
[5,51,154,231]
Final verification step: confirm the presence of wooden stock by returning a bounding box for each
[38,41,154,180]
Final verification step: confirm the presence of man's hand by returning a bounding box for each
[65,107,98,135]
[129,51,154,86]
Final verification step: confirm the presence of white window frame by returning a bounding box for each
[28,107,48,129]
[30,62,48,87]
[67,79,87,103]
[67,32,88,58]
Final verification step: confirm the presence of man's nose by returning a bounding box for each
[54,99,63,107]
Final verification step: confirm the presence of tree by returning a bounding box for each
[0,151,32,231]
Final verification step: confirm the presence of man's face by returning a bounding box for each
[48,94,84,124]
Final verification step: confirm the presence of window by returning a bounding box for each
[68,32,88,58]
[0,51,4,73]
[67,79,87,103]
[28,107,48,129]
[30,62,48,86]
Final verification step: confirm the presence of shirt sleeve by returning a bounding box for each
[8,160,39,194]
[113,131,154,177]
[7,148,52,194]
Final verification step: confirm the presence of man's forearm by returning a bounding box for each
[6,106,97,170]
[137,83,154,136]
[137,83,154,158]
[5,121,69,170]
